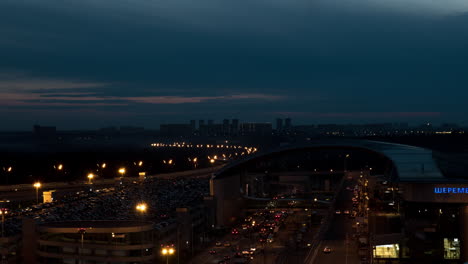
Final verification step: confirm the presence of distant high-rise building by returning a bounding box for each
[199,120,205,128]
[208,120,214,126]
[285,118,292,129]
[231,119,239,135]
[190,120,196,130]
[276,118,283,131]
[223,119,230,135]
[240,123,273,136]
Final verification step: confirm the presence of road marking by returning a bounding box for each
[309,241,322,264]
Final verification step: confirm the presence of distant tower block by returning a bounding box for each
[276,118,283,131]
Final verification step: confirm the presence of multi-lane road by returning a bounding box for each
[190,207,324,264]
[190,170,369,264]
[310,173,366,264]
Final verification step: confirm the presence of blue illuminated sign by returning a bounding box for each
[434,187,468,194]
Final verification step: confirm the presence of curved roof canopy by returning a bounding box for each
[214,139,445,182]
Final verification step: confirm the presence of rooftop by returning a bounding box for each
[214,139,448,183]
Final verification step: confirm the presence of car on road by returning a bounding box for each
[215,241,222,246]
[344,210,350,215]
[323,246,332,253]
[224,242,231,247]
[209,250,217,255]
[335,210,341,214]
[241,249,250,255]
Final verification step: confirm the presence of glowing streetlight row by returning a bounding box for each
[150,142,259,153]
[47,150,248,181]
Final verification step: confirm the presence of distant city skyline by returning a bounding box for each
[0,119,465,132]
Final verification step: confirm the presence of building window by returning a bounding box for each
[373,244,399,258]
[444,238,460,259]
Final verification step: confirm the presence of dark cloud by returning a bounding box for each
[0,0,467,129]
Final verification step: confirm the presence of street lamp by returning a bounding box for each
[78,228,86,264]
[161,246,175,264]
[136,202,147,262]
[0,208,8,237]
[344,154,350,172]
[33,182,41,204]
[4,166,12,185]
[136,203,147,214]
[118,168,125,183]
[87,173,94,184]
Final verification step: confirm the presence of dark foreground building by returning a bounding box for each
[23,220,155,264]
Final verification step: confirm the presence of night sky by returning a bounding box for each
[1,0,468,130]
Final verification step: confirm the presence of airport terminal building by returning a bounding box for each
[207,140,468,264]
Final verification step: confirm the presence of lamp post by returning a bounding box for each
[78,228,86,264]
[344,154,350,172]
[118,168,125,183]
[33,182,41,204]
[136,203,147,214]
[0,208,8,237]
[161,247,175,264]
[136,203,147,263]
[0,207,7,264]
[87,173,94,184]
[4,167,12,185]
